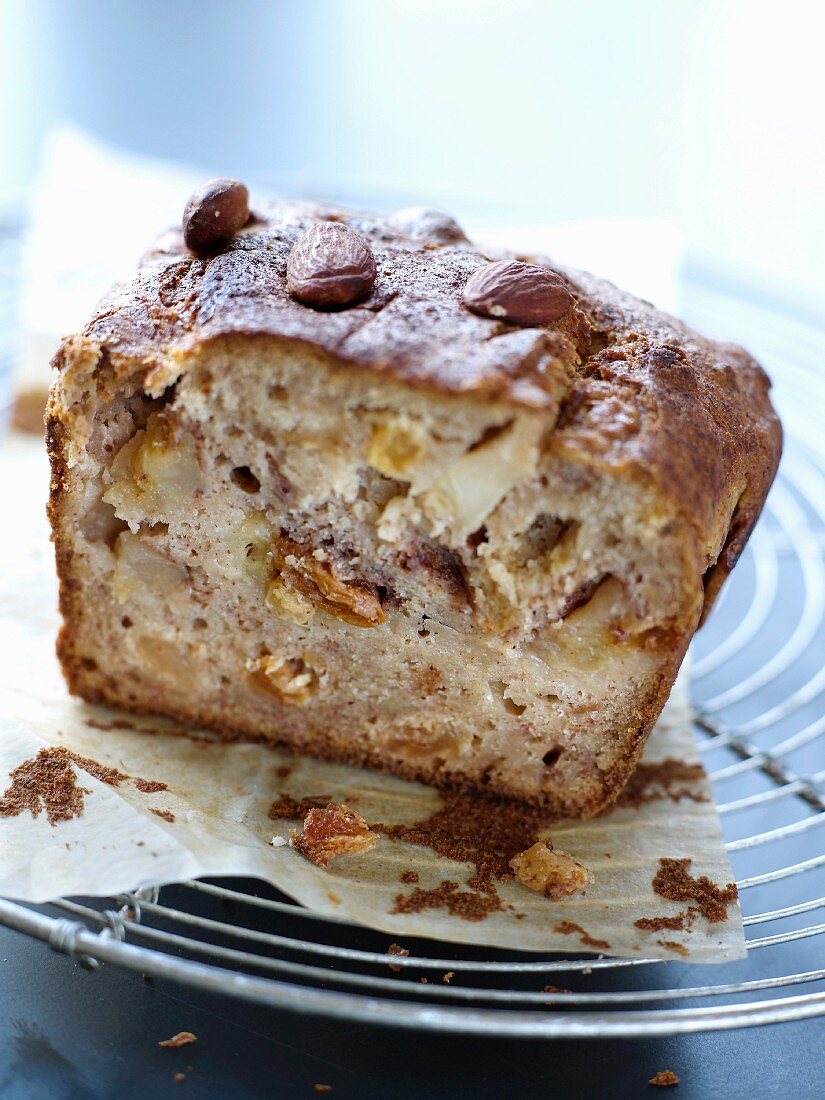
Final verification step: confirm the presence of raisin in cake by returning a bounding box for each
[46,188,781,816]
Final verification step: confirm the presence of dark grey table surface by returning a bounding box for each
[1,918,823,1100]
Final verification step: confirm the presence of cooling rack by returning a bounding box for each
[0,223,822,1038]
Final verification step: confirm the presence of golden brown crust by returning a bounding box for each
[49,199,781,608]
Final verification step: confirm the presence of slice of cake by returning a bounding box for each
[46,183,781,816]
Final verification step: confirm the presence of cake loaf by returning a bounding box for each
[46,185,781,816]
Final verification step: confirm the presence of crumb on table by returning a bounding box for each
[387,943,410,971]
[649,1069,680,1087]
[158,1031,197,1049]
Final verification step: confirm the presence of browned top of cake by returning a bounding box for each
[49,197,781,610]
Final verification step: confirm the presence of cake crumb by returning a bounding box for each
[657,939,689,957]
[386,943,409,971]
[400,869,420,884]
[442,971,454,983]
[291,803,378,868]
[613,759,707,809]
[0,747,90,825]
[376,792,554,894]
[649,1069,680,1087]
[391,880,503,922]
[158,1031,197,1049]
[652,858,738,922]
[0,746,139,827]
[150,808,176,823]
[542,984,571,994]
[313,1085,332,1094]
[134,777,168,793]
[509,840,592,900]
[634,911,692,932]
[173,1072,186,1083]
[269,794,330,819]
[270,835,287,847]
[554,920,610,951]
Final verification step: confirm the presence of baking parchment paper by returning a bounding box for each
[0,437,745,961]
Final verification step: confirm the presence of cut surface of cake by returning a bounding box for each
[46,191,781,816]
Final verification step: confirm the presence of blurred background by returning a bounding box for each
[3,0,824,286]
[0,0,823,406]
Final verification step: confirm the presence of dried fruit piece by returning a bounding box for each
[272,538,386,627]
[247,653,318,704]
[287,222,376,308]
[463,260,573,325]
[421,417,542,539]
[104,415,203,518]
[509,839,592,900]
[265,577,315,624]
[183,178,249,257]
[112,532,188,604]
[291,803,379,867]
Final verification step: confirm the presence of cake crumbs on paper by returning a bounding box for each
[635,911,693,932]
[652,858,738,922]
[649,1069,680,1087]
[390,880,503,922]
[134,777,168,793]
[0,747,103,825]
[657,939,689,957]
[150,808,176,823]
[158,1032,197,1049]
[554,920,611,951]
[400,869,420,884]
[612,759,708,809]
[290,803,378,868]
[0,744,174,828]
[376,792,555,894]
[268,793,331,819]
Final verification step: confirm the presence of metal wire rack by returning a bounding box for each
[0,228,822,1038]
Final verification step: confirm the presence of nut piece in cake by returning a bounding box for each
[509,840,592,900]
[290,803,379,868]
[246,652,319,704]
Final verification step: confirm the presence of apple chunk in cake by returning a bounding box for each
[47,197,781,815]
